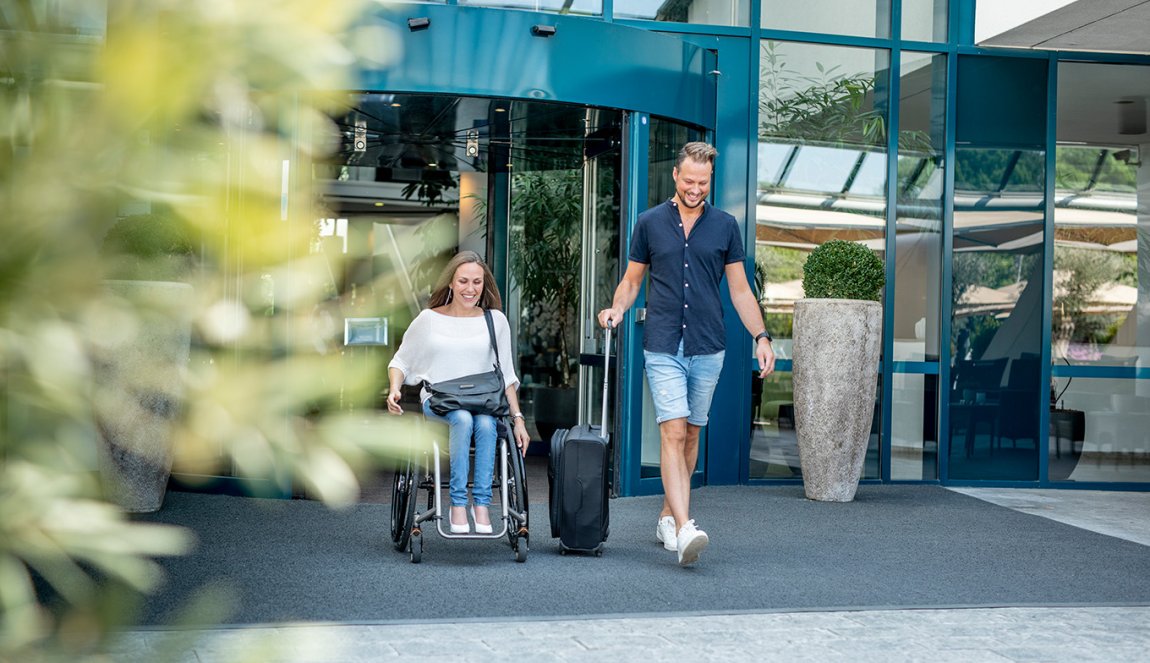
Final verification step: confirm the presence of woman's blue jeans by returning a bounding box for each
[421,401,498,507]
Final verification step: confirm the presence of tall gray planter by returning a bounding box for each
[792,298,882,502]
[95,280,194,512]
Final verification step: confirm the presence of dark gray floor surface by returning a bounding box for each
[133,475,1150,627]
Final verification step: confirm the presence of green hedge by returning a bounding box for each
[802,239,885,301]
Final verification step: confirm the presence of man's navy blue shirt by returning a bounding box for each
[629,199,744,356]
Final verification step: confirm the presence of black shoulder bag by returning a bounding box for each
[425,309,510,417]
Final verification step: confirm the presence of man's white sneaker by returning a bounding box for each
[676,520,709,566]
[656,516,677,551]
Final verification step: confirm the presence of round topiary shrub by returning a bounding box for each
[802,239,885,301]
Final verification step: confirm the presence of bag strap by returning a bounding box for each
[483,308,502,373]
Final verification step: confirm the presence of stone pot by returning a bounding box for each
[792,298,882,502]
[94,280,194,512]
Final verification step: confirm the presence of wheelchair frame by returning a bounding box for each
[390,422,529,563]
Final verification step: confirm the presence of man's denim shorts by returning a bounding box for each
[643,340,725,426]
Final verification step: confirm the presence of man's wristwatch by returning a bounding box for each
[511,412,525,421]
[755,330,773,344]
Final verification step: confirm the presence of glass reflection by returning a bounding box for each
[749,370,800,479]
[761,0,888,39]
[1050,377,1150,483]
[902,0,948,43]
[1049,61,1149,484]
[615,0,749,26]
[894,52,946,363]
[459,0,602,17]
[891,373,939,480]
[756,41,889,336]
[949,147,1044,481]
[1051,148,1143,367]
[891,52,946,479]
[753,41,888,480]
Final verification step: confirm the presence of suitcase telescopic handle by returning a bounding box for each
[601,321,612,433]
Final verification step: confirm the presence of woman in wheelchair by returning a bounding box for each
[385,251,530,535]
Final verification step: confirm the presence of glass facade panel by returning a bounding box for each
[891,372,939,480]
[1050,377,1150,483]
[754,41,889,481]
[761,0,888,39]
[459,0,602,17]
[894,52,946,363]
[901,0,948,43]
[756,40,889,336]
[1053,62,1149,370]
[749,370,799,479]
[947,56,1048,482]
[615,0,750,27]
[950,148,1045,480]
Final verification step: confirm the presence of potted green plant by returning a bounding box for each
[96,210,198,512]
[792,239,885,501]
[509,169,583,443]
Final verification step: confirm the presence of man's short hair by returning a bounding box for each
[676,141,718,169]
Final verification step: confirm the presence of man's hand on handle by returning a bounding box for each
[597,307,622,330]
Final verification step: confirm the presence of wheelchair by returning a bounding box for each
[390,418,529,563]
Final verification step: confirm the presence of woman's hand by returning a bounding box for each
[512,418,530,456]
[385,388,403,415]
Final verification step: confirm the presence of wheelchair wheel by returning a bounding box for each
[409,528,422,564]
[390,456,416,552]
[506,444,529,556]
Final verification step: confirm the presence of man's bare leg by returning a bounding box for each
[660,423,701,522]
[658,418,696,530]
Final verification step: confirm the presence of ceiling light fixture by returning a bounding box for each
[407,17,430,31]
[531,24,556,37]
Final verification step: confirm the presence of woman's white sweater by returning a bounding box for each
[388,308,520,402]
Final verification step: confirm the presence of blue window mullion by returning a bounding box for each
[938,48,958,482]
[881,20,901,482]
[1038,54,1057,486]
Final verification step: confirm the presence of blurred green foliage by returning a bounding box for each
[100,209,198,281]
[0,1,413,660]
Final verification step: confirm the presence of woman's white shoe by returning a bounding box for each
[471,506,493,534]
[449,506,470,534]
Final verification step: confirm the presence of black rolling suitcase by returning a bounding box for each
[548,323,613,555]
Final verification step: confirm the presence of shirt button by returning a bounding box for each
[684,282,689,287]
[682,324,687,329]
[684,304,689,308]
[684,263,688,268]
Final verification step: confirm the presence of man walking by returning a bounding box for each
[598,141,775,566]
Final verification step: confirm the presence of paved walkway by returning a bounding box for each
[112,488,1150,662]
